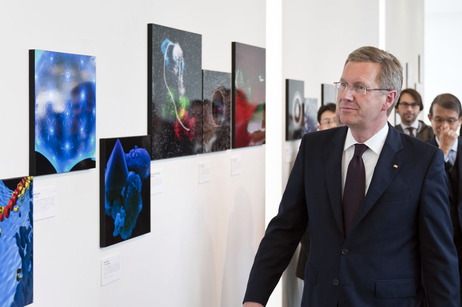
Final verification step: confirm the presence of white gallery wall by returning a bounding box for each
[424,0,462,109]
[0,0,265,306]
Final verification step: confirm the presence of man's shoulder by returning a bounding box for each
[394,124,404,132]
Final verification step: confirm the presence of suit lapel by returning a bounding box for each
[324,127,347,235]
[350,125,404,233]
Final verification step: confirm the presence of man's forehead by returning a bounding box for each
[341,62,380,81]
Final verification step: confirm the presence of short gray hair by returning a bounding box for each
[346,46,403,115]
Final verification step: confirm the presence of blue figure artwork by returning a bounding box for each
[100,137,151,247]
[30,49,96,175]
[0,177,33,307]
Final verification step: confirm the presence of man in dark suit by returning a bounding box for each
[427,93,462,299]
[243,46,460,307]
[394,88,433,141]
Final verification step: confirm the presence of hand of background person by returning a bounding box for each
[243,302,264,307]
[436,125,458,157]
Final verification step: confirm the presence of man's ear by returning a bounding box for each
[427,114,432,122]
[382,91,397,111]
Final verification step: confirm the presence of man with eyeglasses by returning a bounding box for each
[427,93,462,299]
[243,46,459,307]
[317,103,338,131]
[395,88,433,141]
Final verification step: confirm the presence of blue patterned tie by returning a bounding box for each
[343,144,368,235]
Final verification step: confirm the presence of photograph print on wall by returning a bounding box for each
[0,176,33,307]
[303,97,318,135]
[286,79,305,140]
[100,136,151,247]
[29,50,96,176]
[232,42,266,148]
[321,83,336,106]
[202,70,231,152]
[148,23,203,160]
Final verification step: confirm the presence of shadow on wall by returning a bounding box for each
[221,186,256,307]
[183,200,219,305]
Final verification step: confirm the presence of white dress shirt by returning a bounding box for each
[342,124,389,196]
[400,121,419,136]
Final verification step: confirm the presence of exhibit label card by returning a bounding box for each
[231,156,242,176]
[101,253,121,286]
[151,168,164,194]
[198,161,211,184]
[33,185,56,221]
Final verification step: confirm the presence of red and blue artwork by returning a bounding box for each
[202,70,231,152]
[148,24,203,159]
[100,136,151,247]
[29,49,96,176]
[232,42,266,148]
[0,176,33,307]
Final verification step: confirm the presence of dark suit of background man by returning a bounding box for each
[243,46,460,307]
[394,88,433,141]
[427,93,462,301]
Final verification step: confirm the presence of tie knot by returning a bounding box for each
[354,143,368,157]
[407,127,415,136]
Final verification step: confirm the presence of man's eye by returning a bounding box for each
[355,85,366,91]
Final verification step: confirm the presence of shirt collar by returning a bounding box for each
[344,123,389,155]
[400,120,419,130]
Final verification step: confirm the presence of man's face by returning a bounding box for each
[396,93,420,126]
[428,104,462,136]
[337,62,393,131]
[318,110,337,130]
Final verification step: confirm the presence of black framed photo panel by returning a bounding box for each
[232,42,266,148]
[321,83,336,106]
[148,24,203,160]
[303,97,318,134]
[29,49,96,176]
[202,70,231,152]
[100,136,151,247]
[286,79,305,140]
[0,176,34,307]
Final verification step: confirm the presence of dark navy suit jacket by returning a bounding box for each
[244,124,460,306]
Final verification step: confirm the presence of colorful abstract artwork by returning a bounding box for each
[0,176,33,307]
[232,42,266,148]
[100,136,151,247]
[286,79,305,140]
[148,24,203,160]
[321,83,336,106]
[29,50,96,176]
[303,98,318,134]
[202,70,231,152]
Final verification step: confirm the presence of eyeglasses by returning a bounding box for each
[431,117,460,125]
[399,102,420,109]
[334,82,391,96]
[320,119,335,126]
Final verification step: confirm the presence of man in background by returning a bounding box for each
[317,103,337,131]
[395,88,433,141]
[427,93,462,301]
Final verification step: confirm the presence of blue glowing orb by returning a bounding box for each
[33,50,96,174]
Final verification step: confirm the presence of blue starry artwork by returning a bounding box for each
[100,136,151,247]
[29,50,96,176]
[0,176,33,307]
